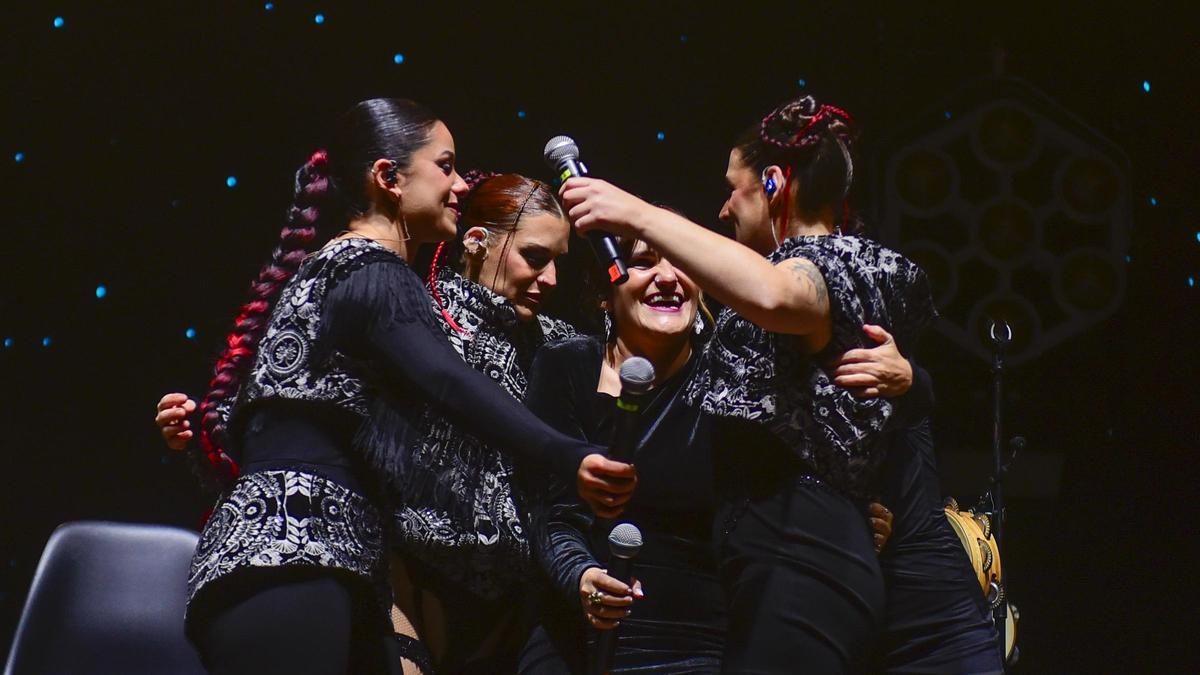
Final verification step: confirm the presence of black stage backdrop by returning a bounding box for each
[1,2,1196,672]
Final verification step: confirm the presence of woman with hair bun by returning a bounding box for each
[385,170,581,673]
[559,95,937,673]
[161,98,633,674]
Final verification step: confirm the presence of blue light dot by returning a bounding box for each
[226,176,238,188]
[944,110,952,119]
[95,285,107,299]
[1149,197,1157,206]
[3,338,12,349]
[393,53,405,64]
[797,78,807,88]
[42,337,52,348]
[314,13,325,24]
[264,2,274,10]
[1142,80,1150,93]
[656,131,666,141]
[517,110,526,119]
[1195,232,1199,244]
[680,35,688,43]
[185,327,197,340]
[13,152,24,163]
[1189,276,1196,288]
[53,16,64,29]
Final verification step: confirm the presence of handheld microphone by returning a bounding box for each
[543,135,629,285]
[609,357,656,463]
[590,523,644,675]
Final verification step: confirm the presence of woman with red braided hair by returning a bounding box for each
[559,94,941,673]
[154,99,633,675]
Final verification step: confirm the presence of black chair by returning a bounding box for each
[4,521,207,675]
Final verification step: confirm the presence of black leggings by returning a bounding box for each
[197,573,393,675]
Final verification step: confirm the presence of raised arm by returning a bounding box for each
[559,177,830,336]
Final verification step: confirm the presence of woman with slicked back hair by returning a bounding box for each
[559,94,939,673]
[161,99,633,674]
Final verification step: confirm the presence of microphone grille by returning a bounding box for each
[619,357,656,395]
[543,135,579,167]
[608,522,643,558]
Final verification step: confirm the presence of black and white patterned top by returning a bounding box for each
[228,238,399,439]
[392,265,575,599]
[189,238,397,627]
[686,235,935,497]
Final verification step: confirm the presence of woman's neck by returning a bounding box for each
[607,332,692,386]
[344,214,416,262]
[779,205,838,239]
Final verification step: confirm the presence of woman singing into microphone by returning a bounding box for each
[558,95,936,673]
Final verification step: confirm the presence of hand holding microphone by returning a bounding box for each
[588,523,644,675]
[578,357,656,519]
[546,136,656,285]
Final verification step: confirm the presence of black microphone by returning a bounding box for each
[543,135,629,285]
[609,357,656,463]
[590,522,644,675]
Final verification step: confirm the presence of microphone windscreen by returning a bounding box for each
[618,357,655,395]
[544,135,580,167]
[608,523,644,558]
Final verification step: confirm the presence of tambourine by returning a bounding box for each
[944,497,1020,662]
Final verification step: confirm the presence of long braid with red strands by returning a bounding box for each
[195,149,331,488]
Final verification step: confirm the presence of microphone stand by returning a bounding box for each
[985,320,1019,668]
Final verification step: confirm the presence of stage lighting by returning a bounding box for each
[1142,80,1151,93]
[3,338,12,348]
[53,17,64,29]
[226,176,237,188]
[42,337,52,348]
[95,285,107,299]
[393,53,405,64]
[517,110,526,119]
[264,2,274,9]
[314,13,325,24]
[185,328,197,339]
[1149,197,1157,206]
[656,132,665,141]
[14,152,24,163]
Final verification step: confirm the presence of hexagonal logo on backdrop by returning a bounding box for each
[876,78,1130,365]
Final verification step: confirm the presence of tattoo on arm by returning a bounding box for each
[787,258,829,312]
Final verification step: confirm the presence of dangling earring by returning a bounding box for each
[693,312,706,335]
[393,194,411,242]
[602,310,614,342]
[398,213,411,241]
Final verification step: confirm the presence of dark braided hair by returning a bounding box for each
[197,98,438,487]
[736,95,860,235]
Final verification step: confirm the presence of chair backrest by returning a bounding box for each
[4,521,206,675]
